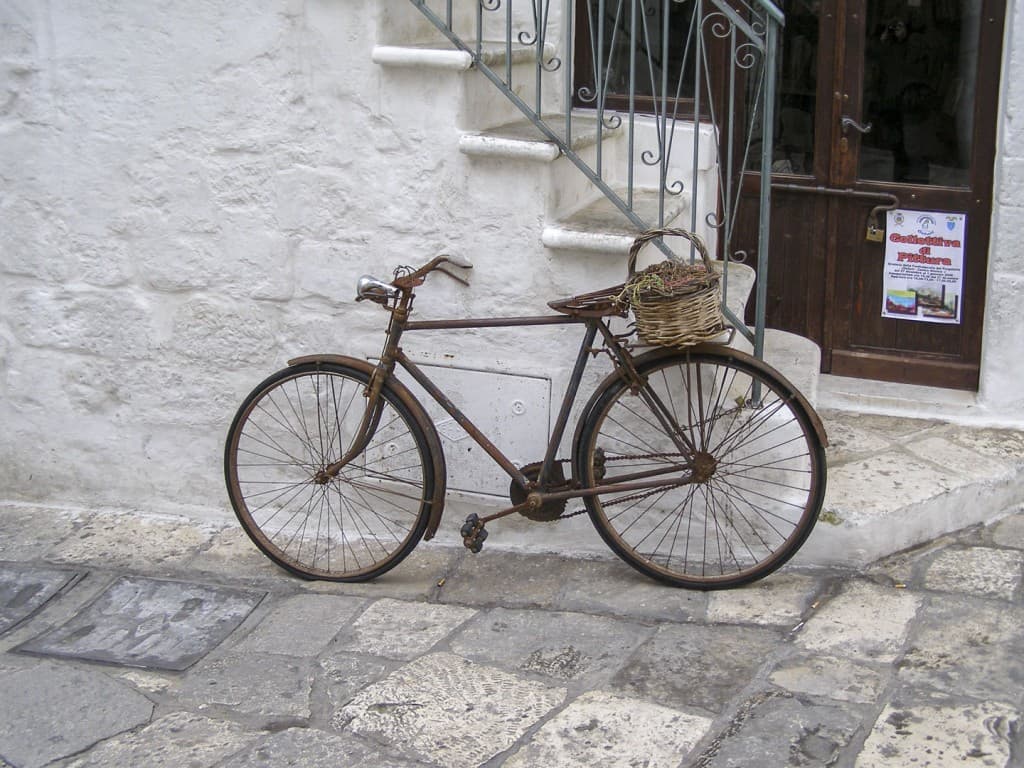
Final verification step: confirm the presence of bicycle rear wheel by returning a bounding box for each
[575,348,826,589]
[224,361,435,581]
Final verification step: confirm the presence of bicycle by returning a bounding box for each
[224,240,828,590]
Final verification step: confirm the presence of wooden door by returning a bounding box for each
[736,0,1006,390]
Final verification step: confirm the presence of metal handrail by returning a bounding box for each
[403,0,783,358]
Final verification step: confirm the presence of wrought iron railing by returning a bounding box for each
[404,0,782,357]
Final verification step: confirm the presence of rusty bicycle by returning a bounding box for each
[224,247,827,590]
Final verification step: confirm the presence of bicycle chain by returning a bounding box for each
[557,452,688,520]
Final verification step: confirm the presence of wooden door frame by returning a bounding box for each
[734,0,1006,391]
[825,0,1006,390]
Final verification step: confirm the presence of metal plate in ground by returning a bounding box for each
[0,564,82,635]
[15,575,265,670]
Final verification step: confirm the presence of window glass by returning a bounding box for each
[860,0,979,186]
[749,0,820,174]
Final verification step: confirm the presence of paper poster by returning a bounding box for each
[881,210,966,324]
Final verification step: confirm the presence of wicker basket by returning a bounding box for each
[621,228,725,348]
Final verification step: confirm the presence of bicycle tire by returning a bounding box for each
[224,361,436,581]
[574,347,826,589]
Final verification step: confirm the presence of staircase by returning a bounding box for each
[371,0,820,403]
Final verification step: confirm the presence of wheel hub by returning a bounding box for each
[691,451,718,483]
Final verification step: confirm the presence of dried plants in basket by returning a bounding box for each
[618,228,726,348]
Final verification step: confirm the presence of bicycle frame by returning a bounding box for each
[313,281,702,530]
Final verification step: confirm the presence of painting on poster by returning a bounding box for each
[881,210,965,324]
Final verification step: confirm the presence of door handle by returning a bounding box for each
[840,116,873,135]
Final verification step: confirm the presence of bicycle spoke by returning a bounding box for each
[226,364,433,581]
[581,351,824,588]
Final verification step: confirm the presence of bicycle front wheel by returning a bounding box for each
[575,348,826,589]
[224,361,435,581]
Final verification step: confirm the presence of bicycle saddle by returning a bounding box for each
[548,286,629,318]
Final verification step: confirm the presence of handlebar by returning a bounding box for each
[395,254,473,288]
[356,253,473,303]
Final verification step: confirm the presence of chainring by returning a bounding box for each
[510,461,568,522]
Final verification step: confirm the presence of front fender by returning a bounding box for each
[287,354,448,540]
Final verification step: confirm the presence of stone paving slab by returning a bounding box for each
[530,556,708,621]
[907,435,1015,480]
[45,512,213,571]
[15,575,264,670]
[0,506,79,562]
[0,563,81,634]
[804,414,1024,568]
[338,651,566,768]
[768,654,887,704]
[704,572,819,627]
[610,623,782,715]
[61,712,259,768]
[231,593,367,656]
[437,551,573,609]
[897,597,1024,705]
[340,597,477,660]
[992,511,1024,548]
[696,691,864,768]
[447,606,652,683]
[923,546,1024,599]
[0,662,154,768]
[503,690,713,768]
[794,580,922,662]
[305,547,460,603]
[857,698,1020,768]
[216,727,424,768]
[172,652,316,723]
[321,653,397,716]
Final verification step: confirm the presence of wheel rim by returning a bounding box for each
[227,368,430,579]
[584,355,823,586]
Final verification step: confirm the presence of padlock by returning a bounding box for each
[865,212,885,243]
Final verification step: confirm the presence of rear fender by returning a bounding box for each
[287,354,448,539]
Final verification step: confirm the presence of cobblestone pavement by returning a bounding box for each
[0,503,1022,767]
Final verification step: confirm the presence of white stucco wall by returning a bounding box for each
[1,0,1021,528]
[0,0,622,523]
[980,0,1024,420]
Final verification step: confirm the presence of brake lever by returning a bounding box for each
[436,254,473,286]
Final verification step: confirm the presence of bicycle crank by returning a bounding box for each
[509,461,569,522]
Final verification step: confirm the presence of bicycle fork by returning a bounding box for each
[313,295,412,484]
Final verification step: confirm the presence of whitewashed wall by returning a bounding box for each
[0,0,620,524]
[982,0,1024,421]
[2,0,1022,528]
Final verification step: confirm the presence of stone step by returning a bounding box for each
[540,188,693,254]
[372,41,555,72]
[459,116,619,219]
[794,410,1024,568]
[458,115,610,161]
[728,326,822,410]
[435,412,1024,572]
[373,42,561,131]
[376,0,546,48]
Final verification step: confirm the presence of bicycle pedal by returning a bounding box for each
[469,528,488,553]
[460,513,480,538]
[460,514,488,553]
